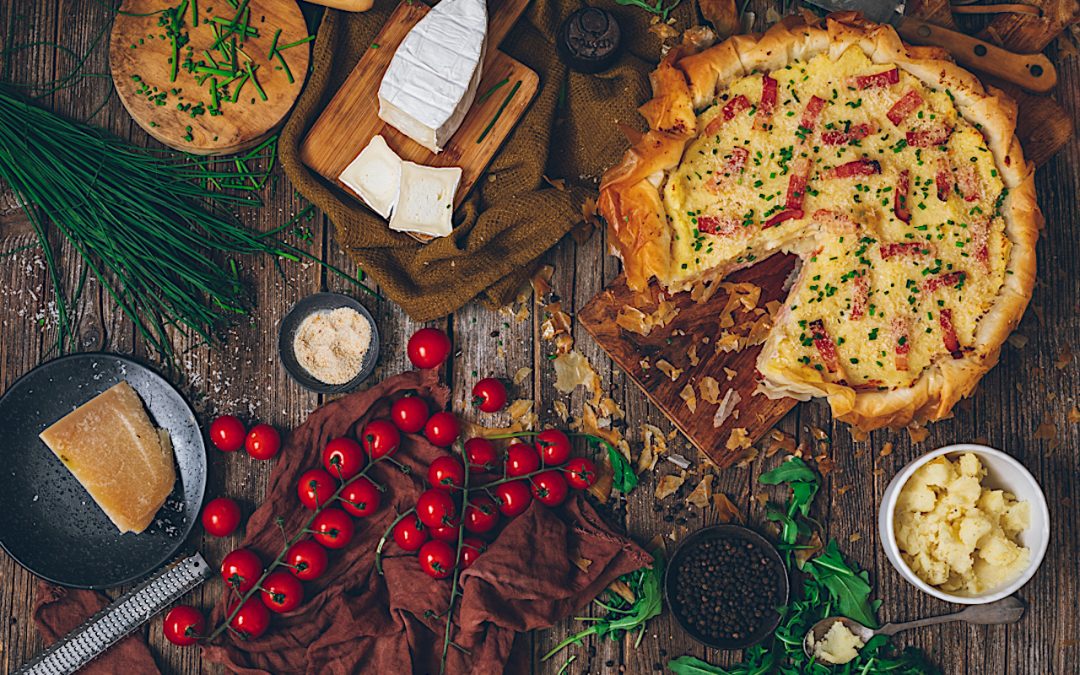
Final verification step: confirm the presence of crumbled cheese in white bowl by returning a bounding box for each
[879,444,1049,604]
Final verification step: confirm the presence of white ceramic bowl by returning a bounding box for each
[878,443,1050,605]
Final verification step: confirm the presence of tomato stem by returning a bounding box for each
[206,453,394,642]
[440,453,470,675]
[374,507,416,577]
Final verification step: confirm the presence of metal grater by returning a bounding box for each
[16,553,213,675]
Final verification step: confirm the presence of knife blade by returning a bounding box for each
[803,0,1057,93]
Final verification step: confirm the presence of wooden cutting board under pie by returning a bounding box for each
[110,0,310,155]
[299,0,538,211]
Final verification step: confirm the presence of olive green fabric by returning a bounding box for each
[279,0,695,321]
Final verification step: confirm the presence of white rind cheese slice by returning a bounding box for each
[339,135,402,219]
[389,161,461,238]
[377,0,488,153]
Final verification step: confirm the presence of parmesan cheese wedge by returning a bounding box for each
[389,161,461,238]
[339,134,402,219]
[39,381,176,534]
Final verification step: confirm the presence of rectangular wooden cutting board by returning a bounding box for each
[299,0,537,209]
[579,255,800,469]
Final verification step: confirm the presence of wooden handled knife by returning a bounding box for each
[805,0,1057,92]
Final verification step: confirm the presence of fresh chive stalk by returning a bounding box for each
[0,88,377,361]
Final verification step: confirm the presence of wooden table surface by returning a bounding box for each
[1,2,1077,673]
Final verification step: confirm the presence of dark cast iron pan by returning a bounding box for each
[0,353,206,589]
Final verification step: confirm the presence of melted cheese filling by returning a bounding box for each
[663,46,1008,389]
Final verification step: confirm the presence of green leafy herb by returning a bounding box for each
[543,548,664,660]
[585,435,638,494]
[804,540,879,628]
[614,0,683,21]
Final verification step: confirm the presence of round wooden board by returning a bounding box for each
[109,0,309,155]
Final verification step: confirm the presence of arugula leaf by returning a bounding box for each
[607,442,639,494]
[542,547,663,660]
[804,540,879,628]
[758,457,817,485]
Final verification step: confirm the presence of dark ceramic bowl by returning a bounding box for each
[664,524,790,650]
[278,293,380,394]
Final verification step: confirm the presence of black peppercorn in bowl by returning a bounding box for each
[664,524,790,649]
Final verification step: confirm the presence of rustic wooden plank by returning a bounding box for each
[0,2,1078,675]
[579,257,799,470]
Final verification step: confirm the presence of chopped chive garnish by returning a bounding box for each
[477,80,521,143]
[477,77,509,104]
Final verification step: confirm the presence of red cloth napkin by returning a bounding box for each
[32,581,160,675]
[201,369,651,674]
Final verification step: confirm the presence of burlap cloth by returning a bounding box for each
[279,0,696,321]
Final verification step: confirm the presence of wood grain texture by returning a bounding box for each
[299,0,538,209]
[578,256,799,469]
[110,0,310,155]
[0,2,1077,675]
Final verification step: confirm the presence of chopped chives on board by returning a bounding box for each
[477,80,521,144]
[476,77,509,104]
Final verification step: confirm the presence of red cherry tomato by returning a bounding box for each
[297,469,336,510]
[201,497,242,537]
[471,378,508,413]
[564,457,598,490]
[531,470,569,507]
[322,437,366,481]
[505,443,540,477]
[418,540,456,579]
[416,489,457,529]
[536,429,572,466]
[163,605,205,646]
[423,412,460,448]
[220,548,263,593]
[209,415,246,452]
[284,540,328,582]
[340,476,381,517]
[260,570,305,614]
[245,424,281,460]
[463,495,499,534]
[228,598,270,640]
[311,508,355,549]
[464,437,498,473]
[428,456,465,491]
[361,419,401,459]
[391,395,430,434]
[460,537,487,570]
[407,327,452,369]
[429,522,461,543]
[492,480,532,518]
[392,514,428,552]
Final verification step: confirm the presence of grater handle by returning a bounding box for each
[15,553,213,675]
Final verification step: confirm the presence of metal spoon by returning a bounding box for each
[802,596,1026,663]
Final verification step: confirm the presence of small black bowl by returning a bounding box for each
[278,292,380,394]
[664,524,790,650]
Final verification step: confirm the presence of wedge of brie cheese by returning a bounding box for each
[339,135,403,219]
[377,0,488,153]
[39,381,176,534]
[389,161,461,238]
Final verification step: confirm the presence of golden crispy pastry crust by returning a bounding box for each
[599,12,1039,432]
